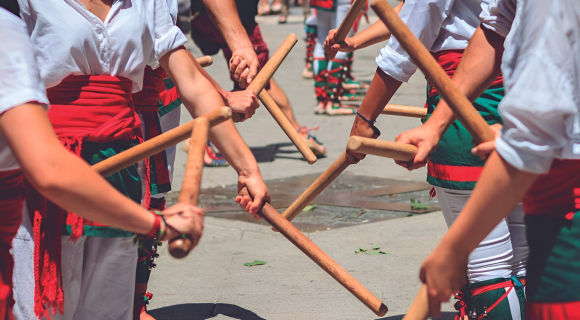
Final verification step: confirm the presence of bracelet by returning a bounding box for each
[146,212,161,238]
[356,111,376,125]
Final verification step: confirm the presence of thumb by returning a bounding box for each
[249,191,265,217]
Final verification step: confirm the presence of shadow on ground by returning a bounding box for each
[249,142,316,163]
[377,312,456,320]
[148,303,266,320]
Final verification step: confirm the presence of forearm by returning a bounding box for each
[161,49,260,176]
[187,50,229,100]
[349,1,403,50]
[358,68,403,121]
[439,152,537,254]
[426,26,505,134]
[0,104,155,235]
[202,0,253,51]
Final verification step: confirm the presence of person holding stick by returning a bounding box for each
[190,0,327,157]
[0,5,203,320]
[12,0,270,318]
[326,0,527,318]
[419,0,580,319]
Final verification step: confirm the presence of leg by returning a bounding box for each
[436,187,523,319]
[278,0,289,23]
[74,237,137,320]
[12,205,35,320]
[303,12,317,79]
[267,79,300,131]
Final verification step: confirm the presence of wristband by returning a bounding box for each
[146,213,161,238]
[356,111,376,125]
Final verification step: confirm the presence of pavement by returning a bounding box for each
[148,4,456,319]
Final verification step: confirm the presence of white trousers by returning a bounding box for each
[12,208,138,320]
[313,0,353,61]
[435,187,528,282]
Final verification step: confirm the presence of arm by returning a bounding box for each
[160,48,270,216]
[0,103,202,241]
[419,151,537,317]
[395,26,505,169]
[324,1,404,57]
[202,0,259,88]
[346,68,402,163]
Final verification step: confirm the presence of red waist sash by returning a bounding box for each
[523,159,580,217]
[427,50,503,98]
[31,75,142,319]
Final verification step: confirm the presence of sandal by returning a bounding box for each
[204,142,229,167]
[298,126,326,157]
[278,15,288,24]
[271,1,282,13]
[258,4,271,15]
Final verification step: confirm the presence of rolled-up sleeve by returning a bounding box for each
[150,0,187,66]
[376,0,454,82]
[496,53,579,174]
[0,13,48,114]
[479,0,516,38]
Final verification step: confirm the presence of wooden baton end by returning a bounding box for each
[169,237,194,259]
[346,136,364,154]
[197,56,213,68]
[306,155,318,165]
[377,303,389,317]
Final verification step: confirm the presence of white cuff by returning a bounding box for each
[495,137,555,174]
[375,45,418,83]
[153,25,188,65]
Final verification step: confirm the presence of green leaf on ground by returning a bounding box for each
[355,245,390,255]
[302,205,317,212]
[244,260,267,267]
[410,199,428,210]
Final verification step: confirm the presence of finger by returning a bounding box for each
[229,56,240,74]
[394,160,409,168]
[234,60,248,81]
[247,60,259,85]
[249,192,265,216]
[240,68,251,84]
[345,150,361,164]
[395,134,411,144]
[407,161,427,171]
[427,287,443,318]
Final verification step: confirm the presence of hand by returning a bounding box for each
[419,244,468,318]
[235,173,271,219]
[229,47,260,89]
[346,114,381,164]
[160,203,204,248]
[225,89,259,122]
[471,123,502,160]
[324,29,356,59]
[394,123,444,170]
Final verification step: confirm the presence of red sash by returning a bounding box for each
[0,170,25,320]
[133,67,172,197]
[427,50,503,98]
[29,75,142,319]
[523,159,580,217]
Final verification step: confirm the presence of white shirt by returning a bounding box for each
[0,8,49,172]
[376,0,491,82]
[479,0,518,38]
[495,0,580,173]
[18,0,187,92]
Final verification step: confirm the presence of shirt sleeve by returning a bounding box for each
[0,9,48,115]
[376,0,456,83]
[149,0,188,66]
[496,53,579,174]
[479,0,516,38]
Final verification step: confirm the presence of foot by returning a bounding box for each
[258,4,271,15]
[278,15,288,24]
[204,144,229,167]
[339,89,366,101]
[302,63,313,79]
[324,101,358,115]
[298,126,326,157]
[341,78,369,90]
[313,101,326,114]
[271,1,282,13]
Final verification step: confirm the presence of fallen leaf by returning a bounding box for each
[302,205,317,212]
[244,260,267,267]
[410,199,428,210]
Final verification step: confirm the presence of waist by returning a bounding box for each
[47,75,141,142]
[523,159,580,216]
[0,169,25,201]
[133,67,166,111]
[428,50,503,97]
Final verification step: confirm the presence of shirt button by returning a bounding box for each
[96,28,102,34]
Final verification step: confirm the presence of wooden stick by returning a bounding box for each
[277,152,350,225]
[258,90,317,164]
[231,34,299,122]
[241,188,388,317]
[326,0,367,60]
[197,55,213,68]
[402,284,429,320]
[382,104,427,119]
[168,117,210,259]
[370,0,495,144]
[92,107,231,176]
[347,136,417,161]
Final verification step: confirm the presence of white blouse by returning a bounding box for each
[376,0,491,83]
[0,8,49,171]
[17,0,187,92]
[494,0,580,173]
